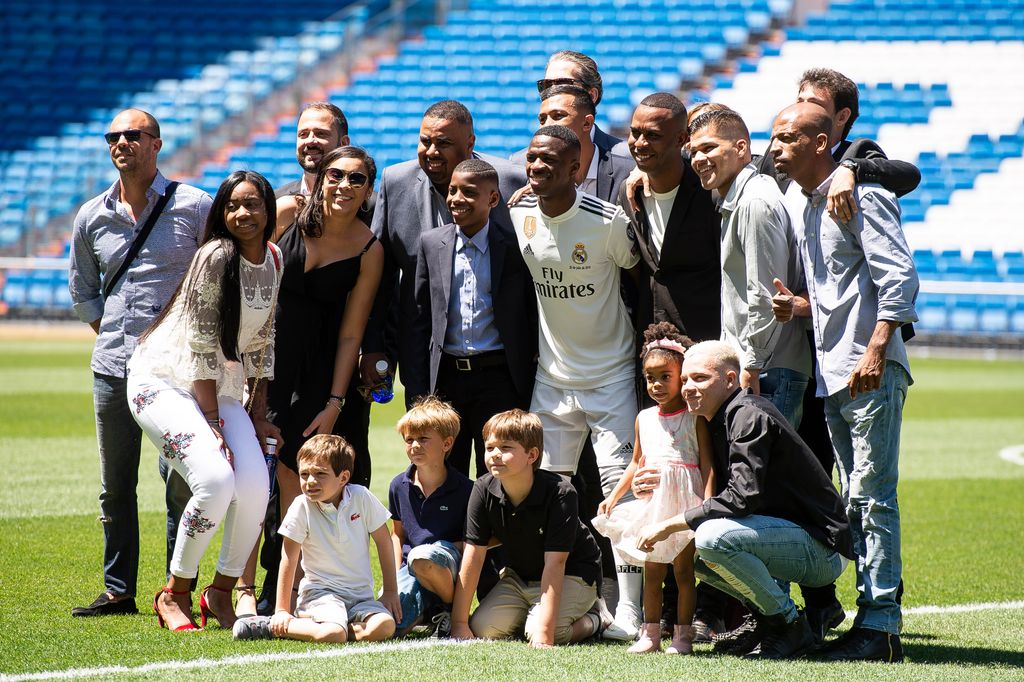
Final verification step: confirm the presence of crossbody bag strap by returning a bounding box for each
[103,181,179,299]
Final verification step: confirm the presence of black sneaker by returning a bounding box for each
[745,612,815,660]
[233,615,274,640]
[255,587,276,617]
[816,627,904,663]
[805,600,845,645]
[712,613,762,655]
[71,592,138,617]
[430,610,452,639]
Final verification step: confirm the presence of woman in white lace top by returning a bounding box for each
[127,171,283,632]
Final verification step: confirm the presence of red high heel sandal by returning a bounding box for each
[199,584,234,628]
[153,587,197,631]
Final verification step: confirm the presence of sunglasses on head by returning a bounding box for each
[104,129,157,145]
[324,167,368,188]
[536,77,583,94]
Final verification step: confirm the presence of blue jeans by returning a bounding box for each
[394,540,461,635]
[693,515,847,623]
[824,360,908,635]
[94,373,190,596]
[759,367,809,429]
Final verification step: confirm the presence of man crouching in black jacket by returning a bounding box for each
[634,340,853,660]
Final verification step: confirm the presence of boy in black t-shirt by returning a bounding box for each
[451,409,603,647]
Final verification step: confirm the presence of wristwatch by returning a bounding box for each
[840,159,859,176]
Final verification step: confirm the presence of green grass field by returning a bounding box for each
[1,340,1023,681]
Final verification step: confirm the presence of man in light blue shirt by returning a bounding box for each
[769,102,918,663]
[69,109,212,617]
[410,159,537,476]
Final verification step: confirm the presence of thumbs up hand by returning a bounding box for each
[772,278,795,323]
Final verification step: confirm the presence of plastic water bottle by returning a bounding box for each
[370,359,394,404]
[264,437,278,494]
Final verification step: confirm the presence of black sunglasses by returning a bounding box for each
[104,129,157,145]
[324,168,368,188]
[536,77,584,94]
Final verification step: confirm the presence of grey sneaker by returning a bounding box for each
[233,615,273,640]
[430,610,452,639]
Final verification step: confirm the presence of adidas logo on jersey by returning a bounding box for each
[618,443,634,456]
[523,243,534,256]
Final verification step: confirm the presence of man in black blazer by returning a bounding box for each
[510,84,633,204]
[409,159,537,476]
[363,100,527,404]
[618,93,722,344]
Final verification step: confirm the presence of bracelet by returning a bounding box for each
[327,396,344,412]
[329,393,344,402]
[207,418,224,428]
[202,407,219,416]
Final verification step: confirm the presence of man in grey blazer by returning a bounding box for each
[408,159,537,476]
[363,100,527,404]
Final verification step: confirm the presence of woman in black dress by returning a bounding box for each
[235,147,383,615]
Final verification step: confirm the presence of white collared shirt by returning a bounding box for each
[279,484,391,602]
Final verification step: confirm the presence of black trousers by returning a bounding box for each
[435,352,529,478]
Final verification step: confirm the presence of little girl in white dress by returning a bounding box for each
[593,322,713,655]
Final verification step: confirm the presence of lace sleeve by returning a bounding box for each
[184,243,228,381]
[243,307,276,381]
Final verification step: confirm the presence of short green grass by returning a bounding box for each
[1,342,1023,680]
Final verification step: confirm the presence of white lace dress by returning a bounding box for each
[593,406,705,566]
[128,239,281,400]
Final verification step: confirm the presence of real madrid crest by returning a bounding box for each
[572,242,588,265]
[523,216,537,239]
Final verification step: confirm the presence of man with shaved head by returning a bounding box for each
[769,102,918,663]
[69,109,212,616]
[635,340,852,660]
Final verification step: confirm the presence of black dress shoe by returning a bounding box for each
[71,592,139,617]
[817,627,904,662]
[804,600,845,645]
[744,612,815,660]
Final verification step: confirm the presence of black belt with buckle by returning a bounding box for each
[441,350,506,372]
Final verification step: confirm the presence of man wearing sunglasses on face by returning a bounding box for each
[510,51,628,205]
[69,109,213,618]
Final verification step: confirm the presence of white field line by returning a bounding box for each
[998,444,1024,467]
[5,601,1024,682]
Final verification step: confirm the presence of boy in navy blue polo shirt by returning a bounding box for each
[389,396,474,637]
[451,409,604,647]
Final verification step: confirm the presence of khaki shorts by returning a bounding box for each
[469,568,597,645]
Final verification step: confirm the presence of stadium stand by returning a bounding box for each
[1,0,1022,344]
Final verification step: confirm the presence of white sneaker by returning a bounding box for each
[601,604,642,641]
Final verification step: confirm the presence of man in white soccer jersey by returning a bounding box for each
[511,125,645,639]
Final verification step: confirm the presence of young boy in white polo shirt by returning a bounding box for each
[234,434,400,642]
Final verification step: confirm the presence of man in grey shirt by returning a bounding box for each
[687,108,811,426]
[69,109,212,617]
[769,102,918,663]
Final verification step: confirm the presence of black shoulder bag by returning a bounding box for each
[102,181,179,298]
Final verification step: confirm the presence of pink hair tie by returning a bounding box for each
[644,339,686,355]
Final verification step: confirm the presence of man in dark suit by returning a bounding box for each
[510,84,632,204]
[408,159,537,476]
[363,100,527,405]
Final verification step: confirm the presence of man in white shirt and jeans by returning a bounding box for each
[511,125,644,639]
